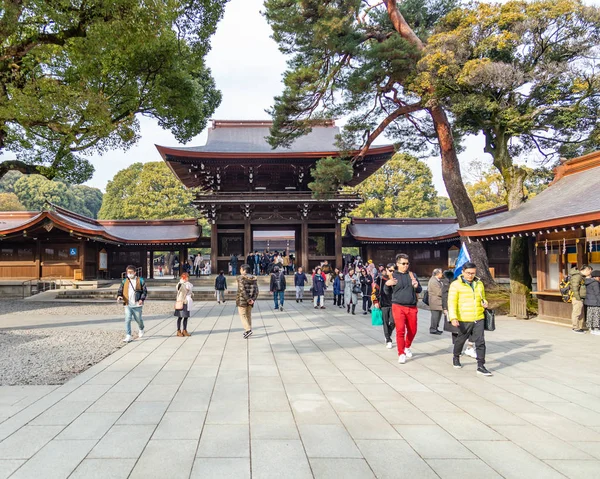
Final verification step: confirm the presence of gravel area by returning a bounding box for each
[0,300,175,316]
[0,329,125,385]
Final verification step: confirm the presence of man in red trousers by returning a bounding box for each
[385,253,422,364]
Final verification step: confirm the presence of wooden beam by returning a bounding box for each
[301,220,309,270]
[335,223,342,270]
[211,223,218,274]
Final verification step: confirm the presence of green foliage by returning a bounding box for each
[72,185,104,219]
[12,174,99,217]
[0,0,226,182]
[0,192,25,211]
[98,162,197,220]
[437,196,455,217]
[464,160,554,212]
[0,171,21,194]
[308,157,354,199]
[415,0,600,207]
[350,153,440,217]
[264,0,457,154]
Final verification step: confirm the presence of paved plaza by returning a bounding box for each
[1,300,600,479]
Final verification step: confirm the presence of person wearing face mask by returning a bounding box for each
[117,265,148,343]
[384,253,422,364]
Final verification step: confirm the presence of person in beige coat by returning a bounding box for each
[427,268,446,334]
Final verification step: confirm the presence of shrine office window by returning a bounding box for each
[0,247,34,261]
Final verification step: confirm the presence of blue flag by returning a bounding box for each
[454,243,471,279]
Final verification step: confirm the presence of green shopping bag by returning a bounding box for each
[371,308,383,326]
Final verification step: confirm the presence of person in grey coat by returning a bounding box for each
[345,268,359,315]
[428,268,446,334]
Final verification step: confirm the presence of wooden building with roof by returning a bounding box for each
[0,205,201,280]
[458,152,600,323]
[156,120,395,273]
[344,207,511,278]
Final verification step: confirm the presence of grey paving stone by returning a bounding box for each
[190,458,250,479]
[57,412,120,440]
[338,412,401,440]
[10,439,95,479]
[250,411,299,440]
[427,412,505,441]
[88,425,154,458]
[69,458,137,479]
[137,384,179,402]
[357,439,438,479]
[169,390,212,412]
[197,424,249,457]
[153,411,206,440]
[63,384,112,402]
[205,399,249,424]
[116,401,169,425]
[0,425,63,459]
[325,391,375,412]
[129,439,197,479]
[518,412,600,442]
[298,424,362,458]
[463,440,566,479]
[0,460,25,479]
[29,400,90,426]
[310,458,375,478]
[87,392,139,413]
[250,390,290,412]
[395,425,475,459]
[426,458,503,478]
[494,425,593,460]
[251,439,312,479]
[545,459,600,478]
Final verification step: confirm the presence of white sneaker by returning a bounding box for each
[138,330,144,339]
[386,341,393,349]
[404,348,413,359]
[591,329,600,336]
[464,347,477,359]
[398,354,406,364]
[122,334,132,343]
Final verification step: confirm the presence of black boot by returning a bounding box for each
[352,305,356,315]
[347,304,351,313]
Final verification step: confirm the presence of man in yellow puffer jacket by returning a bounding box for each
[448,262,492,376]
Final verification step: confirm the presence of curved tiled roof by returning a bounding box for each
[459,158,600,236]
[0,205,200,245]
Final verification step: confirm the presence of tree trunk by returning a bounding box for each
[429,104,495,287]
[505,164,531,318]
[486,129,531,317]
[384,1,496,288]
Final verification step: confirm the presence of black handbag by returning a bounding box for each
[352,284,362,295]
[422,291,429,305]
[484,309,496,331]
[443,315,459,333]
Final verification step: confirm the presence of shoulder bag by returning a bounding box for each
[175,283,184,310]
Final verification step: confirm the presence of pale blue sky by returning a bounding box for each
[82,0,593,195]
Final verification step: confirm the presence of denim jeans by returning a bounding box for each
[274,290,285,308]
[231,266,237,276]
[124,305,144,335]
[254,263,260,275]
[295,285,304,299]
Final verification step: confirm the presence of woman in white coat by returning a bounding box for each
[174,272,194,336]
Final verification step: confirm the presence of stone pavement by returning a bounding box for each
[1,299,600,479]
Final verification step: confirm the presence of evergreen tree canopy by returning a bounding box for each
[350,153,439,218]
[415,0,600,207]
[98,162,197,220]
[0,0,226,182]
[0,192,25,211]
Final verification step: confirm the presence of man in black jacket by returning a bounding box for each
[117,265,148,343]
[215,271,227,304]
[270,266,287,311]
[385,254,422,364]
